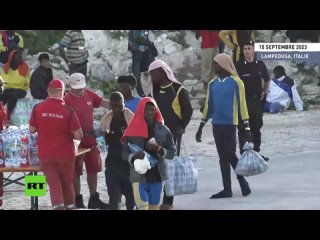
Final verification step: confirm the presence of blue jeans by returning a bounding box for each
[264,102,285,113]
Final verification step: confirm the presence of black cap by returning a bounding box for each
[38,52,50,62]
[117,75,137,87]
[242,40,255,46]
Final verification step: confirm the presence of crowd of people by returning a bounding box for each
[0,30,309,210]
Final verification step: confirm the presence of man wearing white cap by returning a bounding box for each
[64,72,110,209]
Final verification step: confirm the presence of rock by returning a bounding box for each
[272,31,290,43]
[50,62,61,70]
[48,43,60,55]
[164,43,180,55]
[26,55,39,72]
[302,85,320,96]
[95,90,104,98]
[111,59,132,76]
[183,79,199,86]
[255,30,274,43]
[52,69,69,81]
[89,60,114,82]
[301,78,314,85]
[51,56,61,64]
[184,86,193,93]
[193,82,205,93]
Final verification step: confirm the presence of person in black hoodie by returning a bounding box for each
[30,53,53,100]
[148,60,193,210]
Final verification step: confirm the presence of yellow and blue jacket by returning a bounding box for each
[202,75,249,125]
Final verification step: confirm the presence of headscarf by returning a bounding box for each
[213,53,239,77]
[148,60,180,97]
[121,97,164,142]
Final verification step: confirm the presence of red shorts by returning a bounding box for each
[75,136,102,176]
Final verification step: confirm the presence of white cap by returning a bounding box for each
[69,73,86,89]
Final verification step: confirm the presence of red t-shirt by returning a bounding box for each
[29,98,81,161]
[64,89,102,134]
[200,30,219,49]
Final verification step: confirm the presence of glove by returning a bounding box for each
[196,129,202,142]
[134,158,151,174]
[243,122,253,143]
[244,130,253,143]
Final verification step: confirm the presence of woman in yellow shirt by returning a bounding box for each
[0,50,30,119]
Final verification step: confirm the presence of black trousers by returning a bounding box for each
[213,125,245,192]
[105,150,134,210]
[69,62,87,78]
[238,96,263,154]
[105,166,134,210]
[162,134,182,206]
[0,88,27,114]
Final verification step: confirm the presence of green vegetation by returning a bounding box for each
[87,78,119,98]
[18,30,66,55]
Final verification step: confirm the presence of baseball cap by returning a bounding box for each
[49,79,65,89]
[69,73,86,89]
[243,40,255,46]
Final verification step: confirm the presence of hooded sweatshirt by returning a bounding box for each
[148,60,193,135]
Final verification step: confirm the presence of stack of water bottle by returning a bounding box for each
[9,99,43,126]
[0,126,39,168]
[93,120,107,153]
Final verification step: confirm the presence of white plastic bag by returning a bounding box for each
[134,156,151,174]
[165,155,198,196]
[235,142,269,176]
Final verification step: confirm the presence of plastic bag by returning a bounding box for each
[165,155,198,196]
[128,143,158,167]
[235,142,269,176]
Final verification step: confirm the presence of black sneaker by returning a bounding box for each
[209,190,233,199]
[75,194,86,209]
[88,192,110,210]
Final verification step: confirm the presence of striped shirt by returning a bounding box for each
[60,30,88,64]
[202,75,249,125]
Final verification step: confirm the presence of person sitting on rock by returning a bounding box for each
[0,50,30,120]
[0,30,24,65]
[30,52,53,100]
[264,66,303,113]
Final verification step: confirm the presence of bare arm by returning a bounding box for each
[59,44,69,65]
[100,98,110,108]
[73,128,83,140]
[29,125,37,133]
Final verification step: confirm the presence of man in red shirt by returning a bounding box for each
[29,79,83,210]
[196,30,219,90]
[64,73,110,209]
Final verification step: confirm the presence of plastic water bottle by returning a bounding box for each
[96,136,107,153]
[128,143,157,167]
